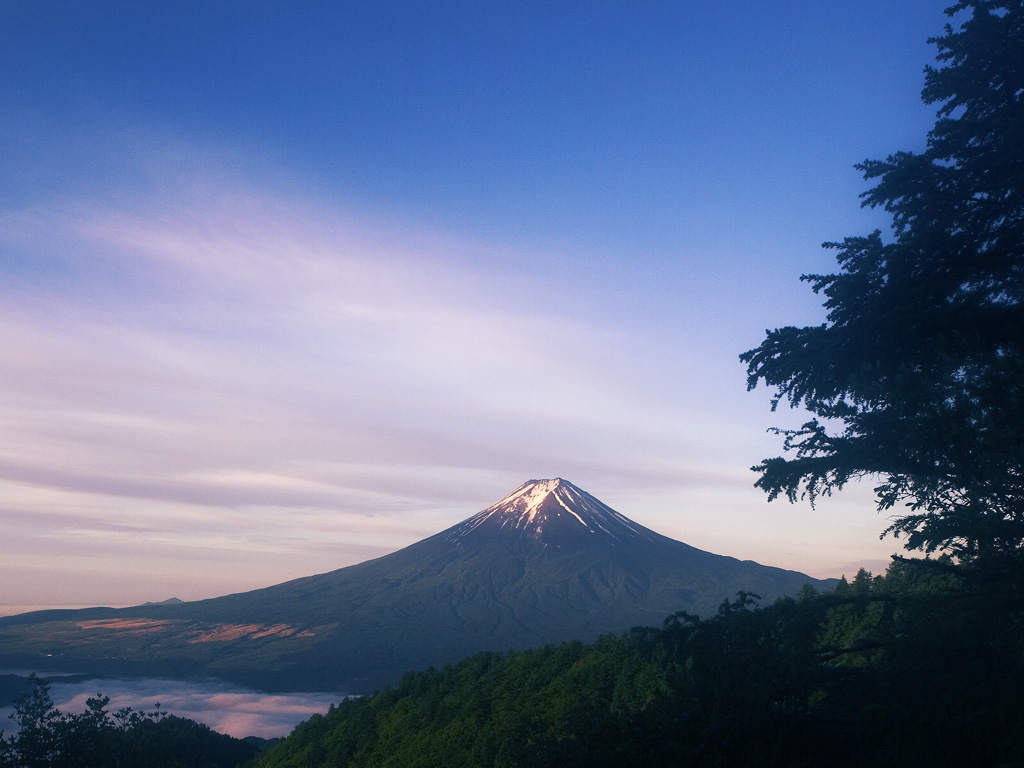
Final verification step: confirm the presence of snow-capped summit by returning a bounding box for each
[444,477,656,547]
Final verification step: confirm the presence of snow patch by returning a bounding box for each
[445,478,656,546]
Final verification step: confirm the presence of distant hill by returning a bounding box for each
[0,479,833,692]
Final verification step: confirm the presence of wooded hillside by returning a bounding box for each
[256,559,1024,767]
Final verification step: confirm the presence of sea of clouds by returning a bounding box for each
[0,672,344,739]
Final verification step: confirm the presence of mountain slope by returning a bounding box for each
[0,479,833,692]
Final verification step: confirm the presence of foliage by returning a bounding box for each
[260,636,684,768]
[0,676,257,768]
[740,1,1024,561]
[256,563,1024,768]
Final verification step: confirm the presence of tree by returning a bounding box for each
[740,1,1024,562]
[0,675,62,768]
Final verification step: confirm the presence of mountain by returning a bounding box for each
[0,479,834,693]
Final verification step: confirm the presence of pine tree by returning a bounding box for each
[741,1,1024,562]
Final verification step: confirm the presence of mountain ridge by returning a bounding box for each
[0,479,835,692]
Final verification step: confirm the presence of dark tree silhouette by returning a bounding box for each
[741,1,1024,562]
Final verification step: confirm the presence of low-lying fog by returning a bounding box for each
[0,672,345,739]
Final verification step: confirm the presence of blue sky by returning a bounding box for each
[0,1,950,612]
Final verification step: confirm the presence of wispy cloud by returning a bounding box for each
[0,170,892,606]
[0,179,735,597]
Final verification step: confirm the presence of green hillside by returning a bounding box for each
[255,558,1024,768]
